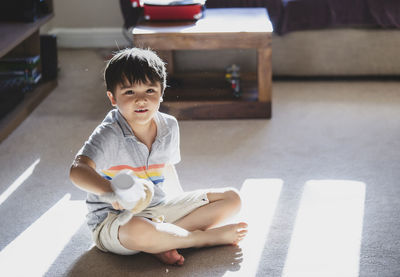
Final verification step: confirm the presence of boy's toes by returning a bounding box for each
[154,249,185,266]
[176,255,185,266]
[237,222,248,229]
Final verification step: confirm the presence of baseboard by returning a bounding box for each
[48,28,132,48]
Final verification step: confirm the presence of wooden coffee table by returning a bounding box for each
[133,8,273,119]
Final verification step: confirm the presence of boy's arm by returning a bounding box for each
[163,164,184,196]
[69,155,113,195]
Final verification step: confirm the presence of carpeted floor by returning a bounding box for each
[0,49,399,277]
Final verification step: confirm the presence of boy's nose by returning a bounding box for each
[135,96,148,103]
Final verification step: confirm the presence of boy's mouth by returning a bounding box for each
[135,108,148,113]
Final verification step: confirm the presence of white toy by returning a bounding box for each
[101,170,154,215]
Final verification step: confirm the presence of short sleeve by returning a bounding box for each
[76,125,114,169]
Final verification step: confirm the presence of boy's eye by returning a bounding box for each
[124,90,134,95]
[146,89,155,93]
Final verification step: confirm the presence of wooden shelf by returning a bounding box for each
[161,101,271,120]
[0,2,56,143]
[164,72,258,101]
[0,13,54,58]
[0,80,57,142]
[160,71,271,119]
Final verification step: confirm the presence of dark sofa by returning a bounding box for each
[206,0,400,35]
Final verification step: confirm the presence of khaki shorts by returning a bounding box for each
[92,189,210,255]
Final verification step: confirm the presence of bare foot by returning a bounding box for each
[232,222,248,245]
[202,222,248,247]
[154,249,185,266]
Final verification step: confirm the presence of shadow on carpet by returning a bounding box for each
[66,244,243,276]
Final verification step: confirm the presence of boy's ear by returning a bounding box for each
[106,91,117,106]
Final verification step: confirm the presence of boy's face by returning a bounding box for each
[107,80,163,128]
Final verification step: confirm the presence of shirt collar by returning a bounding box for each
[114,109,134,137]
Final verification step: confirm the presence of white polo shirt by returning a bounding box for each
[77,109,180,231]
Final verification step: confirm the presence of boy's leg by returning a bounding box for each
[173,188,242,231]
[118,216,247,257]
[118,187,246,265]
[155,187,243,265]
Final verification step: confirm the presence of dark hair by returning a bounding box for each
[104,48,166,95]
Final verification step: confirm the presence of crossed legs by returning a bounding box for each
[118,188,248,265]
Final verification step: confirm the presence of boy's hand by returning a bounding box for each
[100,192,124,210]
[99,178,154,213]
[111,201,124,210]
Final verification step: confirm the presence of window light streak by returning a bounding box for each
[0,194,87,277]
[282,180,366,277]
[224,179,283,277]
[0,158,40,206]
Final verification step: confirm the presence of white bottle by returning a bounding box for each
[110,170,147,210]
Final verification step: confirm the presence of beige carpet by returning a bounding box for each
[0,49,399,277]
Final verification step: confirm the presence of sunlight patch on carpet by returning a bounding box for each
[224,178,283,277]
[282,180,366,277]
[0,194,86,277]
[0,158,40,206]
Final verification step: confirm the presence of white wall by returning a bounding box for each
[41,0,129,48]
[51,0,123,28]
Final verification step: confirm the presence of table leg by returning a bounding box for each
[257,47,272,103]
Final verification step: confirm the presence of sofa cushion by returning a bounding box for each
[367,0,400,28]
[279,0,375,34]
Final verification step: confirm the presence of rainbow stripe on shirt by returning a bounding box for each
[100,164,165,185]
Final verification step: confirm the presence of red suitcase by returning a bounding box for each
[131,0,206,21]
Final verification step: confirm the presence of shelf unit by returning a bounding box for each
[0,2,56,143]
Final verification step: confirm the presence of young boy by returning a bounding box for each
[69,48,248,266]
